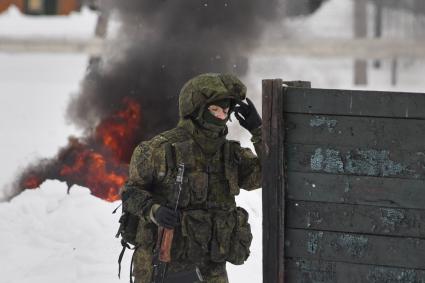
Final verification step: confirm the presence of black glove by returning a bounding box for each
[153,206,180,229]
[234,98,262,131]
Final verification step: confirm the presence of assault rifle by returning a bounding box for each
[151,163,204,283]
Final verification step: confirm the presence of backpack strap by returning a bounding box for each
[118,240,132,279]
[118,239,139,282]
[129,246,139,283]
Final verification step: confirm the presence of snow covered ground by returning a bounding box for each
[1,0,425,282]
[0,181,122,283]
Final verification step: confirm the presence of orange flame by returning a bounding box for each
[95,97,141,161]
[21,97,141,202]
[23,175,42,189]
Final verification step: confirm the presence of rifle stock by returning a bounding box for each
[151,163,185,283]
[159,227,174,262]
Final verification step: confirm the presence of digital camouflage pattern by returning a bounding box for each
[178,73,247,119]
[121,73,262,283]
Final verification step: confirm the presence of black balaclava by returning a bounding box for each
[203,99,232,127]
[184,98,233,156]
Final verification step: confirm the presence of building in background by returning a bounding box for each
[0,0,99,15]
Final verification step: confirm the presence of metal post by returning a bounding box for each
[374,0,383,68]
[354,0,368,85]
[262,79,285,283]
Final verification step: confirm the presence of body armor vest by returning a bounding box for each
[155,135,240,211]
[135,127,252,265]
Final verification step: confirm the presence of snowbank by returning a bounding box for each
[0,181,126,283]
[0,181,262,283]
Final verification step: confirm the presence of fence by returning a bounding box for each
[262,79,425,282]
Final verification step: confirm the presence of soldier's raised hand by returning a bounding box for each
[234,98,262,132]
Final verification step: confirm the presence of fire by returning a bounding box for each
[95,97,141,162]
[20,97,141,202]
[58,143,128,202]
[23,174,43,189]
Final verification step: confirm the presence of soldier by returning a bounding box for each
[121,73,262,283]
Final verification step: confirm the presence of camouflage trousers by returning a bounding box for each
[133,247,229,283]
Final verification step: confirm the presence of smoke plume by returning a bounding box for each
[13,0,281,201]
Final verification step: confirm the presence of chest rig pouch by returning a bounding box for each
[161,140,208,207]
[161,139,241,207]
[160,139,251,263]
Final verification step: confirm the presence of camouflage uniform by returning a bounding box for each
[121,73,262,283]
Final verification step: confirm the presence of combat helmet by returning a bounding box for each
[178,73,247,120]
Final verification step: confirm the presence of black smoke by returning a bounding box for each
[9,0,281,201]
[69,0,281,145]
